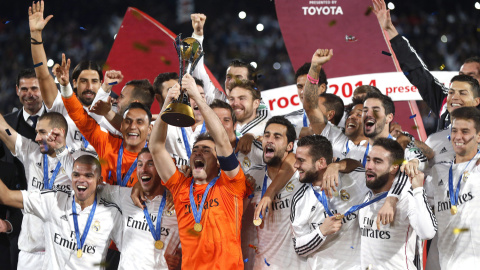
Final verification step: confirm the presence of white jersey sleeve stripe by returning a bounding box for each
[290,184,309,222]
[294,234,324,256]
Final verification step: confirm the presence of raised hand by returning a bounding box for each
[102,70,124,92]
[319,216,343,236]
[52,53,71,86]
[46,127,66,151]
[28,0,53,33]
[410,171,425,189]
[311,49,333,68]
[90,97,113,116]
[372,0,398,37]
[191,13,207,36]
[182,74,200,99]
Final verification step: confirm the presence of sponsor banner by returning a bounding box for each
[263,71,456,116]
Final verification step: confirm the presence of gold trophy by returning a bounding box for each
[161,34,205,127]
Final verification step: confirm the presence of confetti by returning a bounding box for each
[4,21,10,24]
[328,20,337,26]
[350,246,354,249]
[453,228,469,234]
[248,244,257,251]
[108,81,118,86]
[131,10,143,20]
[133,42,150,52]
[160,56,171,65]
[381,51,392,56]
[411,125,418,130]
[365,6,373,16]
[428,110,432,117]
[440,64,445,70]
[409,114,416,119]
[264,258,270,266]
[5,129,11,136]
[148,39,166,46]
[403,71,410,76]
[79,27,86,31]
[393,159,406,166]
[345,35,358,42]
[102,63,110,71]
[244,258,249,263]
[33,62,43,68]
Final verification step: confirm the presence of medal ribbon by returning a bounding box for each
[303,111,308,127]
[259,167,269,219]
[116,141,148,187]
[181,127,192,158]
[81,134,89,149]
[342,191,388,217]
[189,174,219,224]
[448,151,478,208]
[43,154,61,190]
[310,183,334,216]
[361,143,370,167]
[200,122,207,134]
[142,190,167,241]
[72,195,97,254]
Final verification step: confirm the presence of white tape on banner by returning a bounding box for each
[262,71,457,116]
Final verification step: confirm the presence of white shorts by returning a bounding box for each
[17,250,45,269]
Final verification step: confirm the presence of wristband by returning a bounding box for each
[30,37,43,45]
[218,151,239,171]
[307,74,319,85]
[60,83,73,98]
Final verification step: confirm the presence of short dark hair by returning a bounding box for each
[194,132,215,146]
[264,116,296,147]
[364,91,395,116]
[138,147,151,158]
[123,102,152,123]
[194,77,204,89]
[297,135,333,165]
[74,155,102,176]
[320,93,344,125]
[71,61,103,82]
[153,72,178,95]
[229,59,257,83]
[125,79,155,109]
[372,138,405,165]
[345,96,365,115]
[294,62,327,87]
[16,68,36,86]
[353,85,382,97]
[38,112,68,135]
[451,106,480,132]
[464,56,480,65]
[450,74,480,98]
[210,99,236,124]
[229,79,261,100]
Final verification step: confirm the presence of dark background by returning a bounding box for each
[0,0,479,134]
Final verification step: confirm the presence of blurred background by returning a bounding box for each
[0,0,479,135]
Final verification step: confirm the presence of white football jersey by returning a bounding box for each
[425,127,453,177]
[284,108,308,138]
[236,115,269,138]
[164,125,194,166]
[13,135,72,253]
[359,187,437,270]
[249,168,307,269]
[425,157,480,269]
[21,189,123,270]
[99,185,180,270]
[290,168,368,269]
[321,122,349,161]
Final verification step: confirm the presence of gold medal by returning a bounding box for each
[451,205,457,215]
[335,214,344,220]
[77,249,83,258]
[154,240,164,250]
[194,223,203,232]
[253,218,263,226]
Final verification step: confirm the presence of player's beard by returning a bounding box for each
[364,117,386,138]
[366,170,390,191]
[299,168,320,184]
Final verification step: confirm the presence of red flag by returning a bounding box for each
[105,7,224,114]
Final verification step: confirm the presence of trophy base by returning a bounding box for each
[161,103,196,127]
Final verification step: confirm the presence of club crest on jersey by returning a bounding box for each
[92,220,101,232]
[165,210,174,216]
[242,157,251,168]
[340,189,350,201]
[285,181,294,192]
[463,171,469,182]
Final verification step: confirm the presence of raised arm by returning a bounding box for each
[303,49,333,135]
[0,179,23,209]
[183,74,239,177]
[150,84,181,183]
[29,0,57,108]
[0,114,18,156]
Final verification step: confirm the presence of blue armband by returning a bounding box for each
[218,151,239,171]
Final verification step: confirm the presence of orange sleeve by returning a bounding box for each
[62,95,110,157]
[219,169,248,198]
[163,168,188,197]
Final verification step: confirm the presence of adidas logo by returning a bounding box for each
[311,206,316,212]
[36,162,42,168]
[439,147,447,154]
[177,138,182,144]
[60,215,68,221]
[439,179,444,186]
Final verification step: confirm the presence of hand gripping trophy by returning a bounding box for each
[161,34,205,127]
